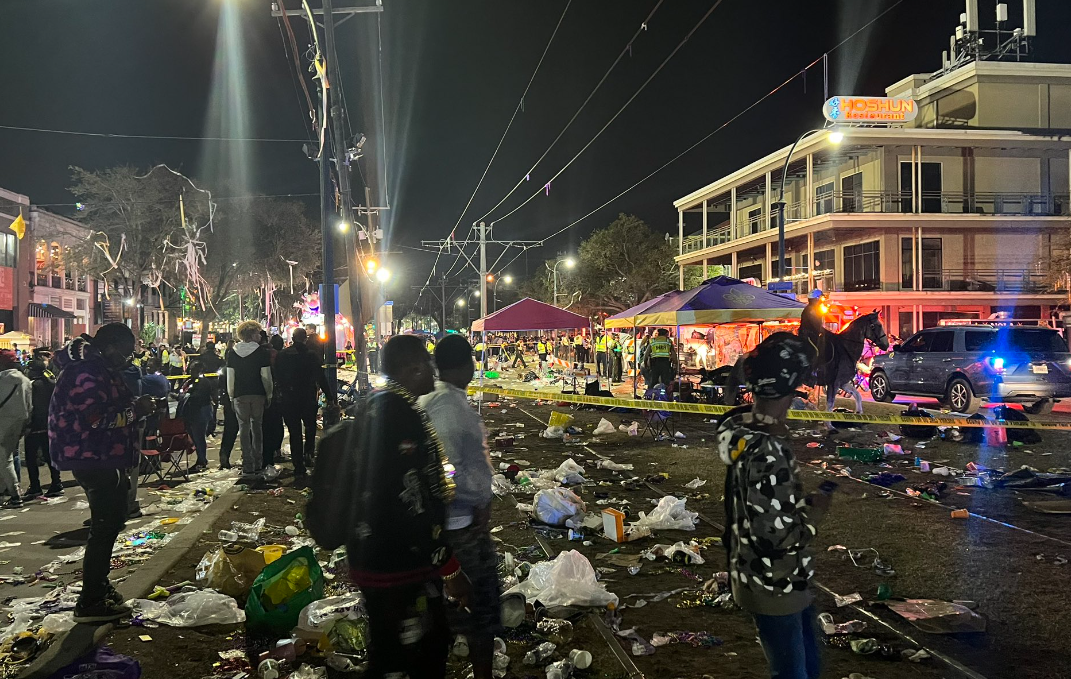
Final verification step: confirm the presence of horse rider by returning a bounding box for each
[798,290,827,354]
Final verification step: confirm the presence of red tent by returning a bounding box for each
[471,297,589,332]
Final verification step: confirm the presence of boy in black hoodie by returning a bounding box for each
[24,351,62,498]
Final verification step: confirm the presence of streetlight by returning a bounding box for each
[546,257,576,307]
[772,128,842,290]
[375,267,391,283]
[493,274,513,311]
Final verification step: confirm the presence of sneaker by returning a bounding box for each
[72,600,132,624]
[45,485,64,498]
[21,488,42,501]
[127,509,143,519]
[5,497,23,509]
[105,585,125,606]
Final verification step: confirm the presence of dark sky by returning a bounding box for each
[2,0,1070,289]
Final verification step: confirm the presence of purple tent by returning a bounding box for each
[616,276,804,327]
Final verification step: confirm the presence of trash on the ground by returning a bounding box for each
[296,592,364,636]
[231,518,266,541]
[683,478,707,489]
[196,546,267,598]
[629,495,698,532]
[536,618,573,645]
[884,599,987,634]
[245,546,325,635]
[834,592,863,607]
[451,634,469,657]
[523,641,557,665]
[950,508,970,519]
[553,458,587,484]
[593,418,616,436]
[883,443,905,455]
[73,500,90,510]
[596,459,633,471]
[818,612,866,635]
[568,648,592,669]
[505,550,618,609]
[837,446,882,463]
[288,664,327,679]
[674,431,686,439]
[130,588,246,627]
[54,646,141,679]
[500,592,527,628]
[533,488,586,526]
[642,541,704,564]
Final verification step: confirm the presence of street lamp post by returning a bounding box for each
[773,129,842,289]
[493,274,513,312]
[547,257,576,307]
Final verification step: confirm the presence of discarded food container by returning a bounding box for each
[545,659,574,679]
[500,593,527,628]
[919,461,931,473]
[258,658,281,679]
[950,509,969,519]
[602,508,626,543]
[569,649,592,669]
[984,426,1007,446]
[257,545,286,564]
[837,446,882,463]
[218,530,238,543]
[523,641,557,665]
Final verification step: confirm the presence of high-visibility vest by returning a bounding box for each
[574,335,583,346]
[649,337,672,359]
[474,342,485,352]
[426,341,435,353]
[537,341,547,353]
[595,337,606,352]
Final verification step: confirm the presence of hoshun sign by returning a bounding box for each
[823,96,918,123]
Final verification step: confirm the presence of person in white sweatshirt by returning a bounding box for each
[224,321,273,479]
[0,350,32,508]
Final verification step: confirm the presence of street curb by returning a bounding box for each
[20,486,247,679]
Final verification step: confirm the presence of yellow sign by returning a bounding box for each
[823,96,917,123]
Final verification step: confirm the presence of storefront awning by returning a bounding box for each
[28,303,76,320]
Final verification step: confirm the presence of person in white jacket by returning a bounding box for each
[224,321,274,480]
[0,350,32,508]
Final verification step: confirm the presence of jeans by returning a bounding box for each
[73,468,129,606]
[0,422,21,498]
[363,580,449,679]
[24,431,61,492]
[232,395,266,476]
[281,396,318,476]
[220,398,238,466]
[185,403,212,466]
[262,398,285,468]
[753,605,822,679]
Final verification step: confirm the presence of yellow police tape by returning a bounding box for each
[466,385,1071,431]
[165,373,220,380]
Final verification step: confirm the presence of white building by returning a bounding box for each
[29,208,99,347]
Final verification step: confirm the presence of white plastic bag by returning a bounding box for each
[505,550,618,609]
[629,495,698,531]
[596,459,634,471]
[593,419,615,436]
[129,589,246,627]
[645,541,705,564]
[683,478,707,489]
[297,592,365,634]
[553,458,586,485]
[41,612,76,634]
[542,426,565,439]
[533,488,586,526]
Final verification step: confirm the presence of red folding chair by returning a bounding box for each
[141,405,194,485]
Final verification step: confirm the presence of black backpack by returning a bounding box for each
[306,398,368,550]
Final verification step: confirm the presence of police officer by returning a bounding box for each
[595,332,607,377]
[610,334,624,383]
[644,328,677,389]
[798,290,826,354]
[537,337,548,371]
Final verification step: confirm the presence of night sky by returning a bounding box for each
[3,0,1070,288]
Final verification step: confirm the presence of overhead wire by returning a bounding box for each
[418,0,573,299]
[486,0,726,226]
[0,123,309,143]
[473,0,665,224]
[529,0,908,247]
[277,2,317,139]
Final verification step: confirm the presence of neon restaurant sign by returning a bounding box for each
[823,96,918,123]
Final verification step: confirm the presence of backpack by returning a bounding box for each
[306,398,367,550]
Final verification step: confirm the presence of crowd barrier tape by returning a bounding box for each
[466,385,1071,431]
[166,373,220,380]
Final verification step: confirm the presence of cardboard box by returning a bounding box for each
[602,508,626,543]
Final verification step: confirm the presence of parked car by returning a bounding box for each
[869,325,1071,414]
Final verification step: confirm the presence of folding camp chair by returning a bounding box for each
[640,384,674,440]
[141,403,194,484]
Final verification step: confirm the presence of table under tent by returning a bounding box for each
[604,276,805,399]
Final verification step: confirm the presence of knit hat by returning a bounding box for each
[742,332,815,399]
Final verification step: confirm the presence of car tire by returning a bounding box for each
[870,371,895,403]
[946,377,981,414]
[1023,399,1055,416]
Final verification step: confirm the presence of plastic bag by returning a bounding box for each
[245,546,325,635]
[505,550,618,609]
[596,459,634,471]
[289,665,327,679]
[884,599,987,634]
[296,592,365,634]
[231,518,266,541]
[130,589,246,627]
[593,418,615,436]
[542,426,565,439]
[41,612,76,634]
[683,478,707,489]
[53,646,141,679]
[629,496,698,531]
[644,541,705,564]
[195,546,267,598]
[553,458,586,485]
[533,488,586,526]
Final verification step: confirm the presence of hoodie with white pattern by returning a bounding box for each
[717,407,827,616]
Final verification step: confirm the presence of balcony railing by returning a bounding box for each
[911,268,1063,294]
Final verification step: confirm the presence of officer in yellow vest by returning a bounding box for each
[644,328,677,388]
[425,337,435,354]
[610,334,624,383]
[594,332,607,377]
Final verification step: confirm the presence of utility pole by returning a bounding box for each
[479,222,488,319]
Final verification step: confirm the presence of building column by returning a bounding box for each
[730,187,737,239]
[679,264,684,291]
[765,171,773,229]
[677,209,684,256]
[807,231,815,292]
[765,241,772,284]
[702,199,709,278]
[805,153,814,219]
[731,251,738,279]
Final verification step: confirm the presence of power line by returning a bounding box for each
[0,123,309,143]
[473,0,665,224]
[487,0,725,226]
[530,0,908,246]
[419,0,573,299]
[32,192,320,209]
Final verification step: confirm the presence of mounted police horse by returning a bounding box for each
[806,311,890,413]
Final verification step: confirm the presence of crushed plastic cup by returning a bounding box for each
[545,659,574,679]
[494,637,507,655]
[523,641,557,665]
[258,658,281,679]
[451,635,470,657]
[950,508,969,519]
[285,525,301,536]
[536,618,573,645]
[568,649,592,669]
[218,530,238,543]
